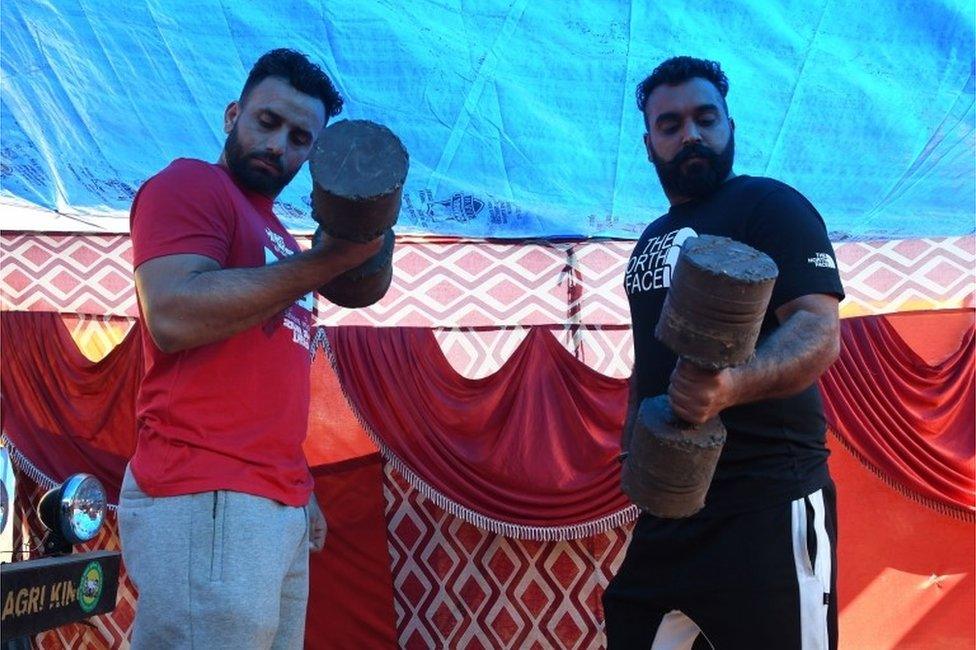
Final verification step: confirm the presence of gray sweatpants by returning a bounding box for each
[118,465,310,650]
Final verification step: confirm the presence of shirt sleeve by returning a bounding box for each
[130,160,235,269]
[742,185,846,311]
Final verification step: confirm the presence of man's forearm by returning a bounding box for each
[729,309,840,405]
[138,248,347,352]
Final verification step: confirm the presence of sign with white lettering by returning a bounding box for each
[0,551,120,641]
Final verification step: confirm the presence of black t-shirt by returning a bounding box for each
[625,175,845,516]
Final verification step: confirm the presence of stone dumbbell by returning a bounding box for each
[311,227,395,308]
[621,235,778,518]
[309,119,409,308]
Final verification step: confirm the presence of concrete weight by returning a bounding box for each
[621,395,727,518]
[623,235,778,518]
[309,120,409,243]
[312,227,395,309]
[655,235,777,369]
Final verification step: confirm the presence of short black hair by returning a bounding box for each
[241,48,343,118]
[635,56,729,121]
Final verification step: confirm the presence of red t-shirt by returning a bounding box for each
[129,158,314,506]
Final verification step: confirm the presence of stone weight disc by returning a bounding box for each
[315,228,395,309]
[655,235,778,369]
[621,395,726,518]
[309,120,409,242]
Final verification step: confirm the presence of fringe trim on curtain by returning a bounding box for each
[314,328,640,540]
[1,434,119,512]
[828,429,974,522]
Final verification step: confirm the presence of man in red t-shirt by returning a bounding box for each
[117,49,382,649]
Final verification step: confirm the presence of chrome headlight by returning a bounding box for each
[0,446,13,538]
[0,478,8,534]
[38,473,107,546]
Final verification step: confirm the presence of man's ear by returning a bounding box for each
[223,101,239,134]
[729,117,736,133]
[643,132,654,163]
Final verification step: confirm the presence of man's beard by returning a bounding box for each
[651,133,734,200]
[223,124,297,197]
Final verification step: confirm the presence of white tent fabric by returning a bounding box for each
[1,1,973,239]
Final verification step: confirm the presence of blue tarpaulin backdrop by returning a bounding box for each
[1,1,973,239]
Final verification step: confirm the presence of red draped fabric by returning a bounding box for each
[306,455,397,648]
[1,311,140,499]
[327,326,631,533]
[2,310,974,649]
[3,311,972,522]
[821,316,975,519]
[327,321,976,527]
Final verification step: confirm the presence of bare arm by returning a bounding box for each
[667,293,841,424]
[136,234,382,353]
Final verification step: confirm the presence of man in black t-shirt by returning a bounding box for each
[603,57,845,649]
